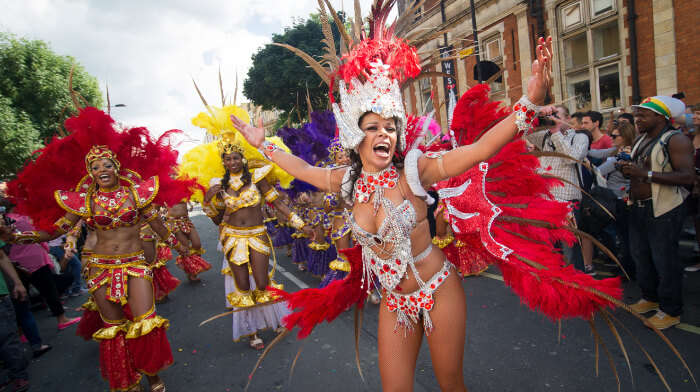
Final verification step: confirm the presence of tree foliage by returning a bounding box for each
[0,33,103,141]
[243,13,343,122]
[0,33,103,179]
[0,96,42,180]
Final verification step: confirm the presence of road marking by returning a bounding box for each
[274,262,309,289]
[480,272,503,281]
[676,323,700,335]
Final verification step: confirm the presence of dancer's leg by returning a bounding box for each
[424,273,467,392]
[377,297,423,392]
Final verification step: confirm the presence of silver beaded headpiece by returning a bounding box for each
[332,60,407,152]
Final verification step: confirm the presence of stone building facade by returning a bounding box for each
[396,0,699,127]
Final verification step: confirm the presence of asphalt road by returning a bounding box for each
[10,213,700,391]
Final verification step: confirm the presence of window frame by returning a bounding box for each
[480,33,505,93]
[557,0,623,114]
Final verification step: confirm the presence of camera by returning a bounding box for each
[535,115,557,127]
[616,152,632,162]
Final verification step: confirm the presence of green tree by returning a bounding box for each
[0,33,103,141]
[243,13,343,123]
[0,96,42,180]
[0,33,103,178]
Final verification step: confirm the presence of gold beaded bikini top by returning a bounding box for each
[223,183,261,213]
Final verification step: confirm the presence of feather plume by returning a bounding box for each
[7,108,199,231]
[271,43,331,86]
[269,245,367,339]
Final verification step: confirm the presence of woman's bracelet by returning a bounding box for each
[287,211,306,230]
[12,231,41,244]
[513,96,540,135]
[259,140,281,161]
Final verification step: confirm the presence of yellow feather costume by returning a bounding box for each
[179,105,293,202]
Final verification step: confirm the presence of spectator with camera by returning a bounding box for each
[622,96,695,330]
[581,121,637,279]
[527,104,590,272]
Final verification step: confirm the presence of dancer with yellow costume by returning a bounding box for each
[181,101,309,349]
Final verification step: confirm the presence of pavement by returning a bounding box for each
[6,213,700,391]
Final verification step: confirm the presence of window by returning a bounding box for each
[482,35,504,92]
[591,0,614,17]
[557,0,622,113]
[561,2,584,31]
[592,22,619,60]
[567,71,592,111]
[596,63,621,109]
[563,33,588,69]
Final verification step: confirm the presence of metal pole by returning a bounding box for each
[470,0,482,83]
[440,0,448,46]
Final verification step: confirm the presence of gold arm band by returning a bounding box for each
[263,188,280,203]
[13,231,41,244]
[53,216,73,234]
[287,211,305,230]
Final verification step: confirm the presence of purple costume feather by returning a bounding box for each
[277,110,336,199]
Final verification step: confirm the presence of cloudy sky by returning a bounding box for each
[1,0,377,153]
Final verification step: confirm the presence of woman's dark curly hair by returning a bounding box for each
[221,151,252,191]
[345,113,404,191]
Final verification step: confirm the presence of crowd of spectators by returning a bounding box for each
[531,94,699,330]
[0,195,85,391]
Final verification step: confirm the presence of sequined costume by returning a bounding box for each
[432,200,488,277]
[319,192,352,288]
[140,223,181,301]
[166,208,211,279]
[290,204,310,269]
[205,165,285,307]
[6,108,198,391]
[305,204,336,277]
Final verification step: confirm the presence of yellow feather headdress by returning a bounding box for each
[179,105,293,201]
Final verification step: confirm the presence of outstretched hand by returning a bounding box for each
[526,36,553,105]
[230,114,265,148]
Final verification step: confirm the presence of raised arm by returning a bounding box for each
[229,116,347,193]
[419,37,553,185]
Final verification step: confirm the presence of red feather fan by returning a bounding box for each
[269,245,367,339]
[7,107,200,232]
[435,84,622,319]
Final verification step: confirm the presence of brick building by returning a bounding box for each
[396,0,700,127]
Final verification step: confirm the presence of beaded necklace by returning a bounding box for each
[354,165,399,214]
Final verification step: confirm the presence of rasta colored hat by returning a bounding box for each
[632,96,685,119]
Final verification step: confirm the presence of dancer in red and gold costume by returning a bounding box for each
[140,216,181,303]
[6,107,200,392]
[167,201,210,282]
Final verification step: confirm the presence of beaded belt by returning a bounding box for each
[87,251,151,304]
[385,260,452,335]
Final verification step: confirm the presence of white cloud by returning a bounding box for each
[0,0,378,154]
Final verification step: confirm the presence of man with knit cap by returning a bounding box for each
[623,96,695,330]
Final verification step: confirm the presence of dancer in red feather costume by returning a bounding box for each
[6,107,199,392]
[225,0,672,386]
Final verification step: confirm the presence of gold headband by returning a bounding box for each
[85,145,121,173]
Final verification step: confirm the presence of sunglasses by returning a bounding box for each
[611,134,621,139]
